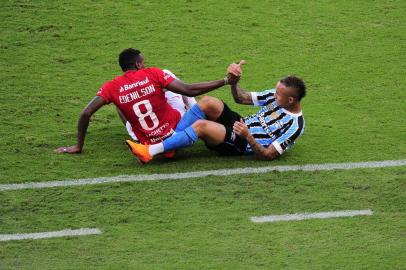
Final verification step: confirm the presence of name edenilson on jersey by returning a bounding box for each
[119,84,156,104]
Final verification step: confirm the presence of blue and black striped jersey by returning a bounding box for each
[243,89,305,154]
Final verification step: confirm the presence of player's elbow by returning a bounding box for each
[183,86,197,97]
[259,148,280,161]
[174,82,195,97]
[260,154,278,161]
[80,109,92,119]
[233,96,244,104]
[232,92,250,105]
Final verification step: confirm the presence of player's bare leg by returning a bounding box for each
[191,119,226,146]
[197,96,224,121]
[174,96,224,132]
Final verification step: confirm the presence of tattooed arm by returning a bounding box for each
[227,60,254,105]
[230,83,254,105]
[233,119,279,160]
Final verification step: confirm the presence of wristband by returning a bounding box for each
[224,77,229,85]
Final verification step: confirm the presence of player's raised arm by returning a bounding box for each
[230,83,254,105]
[55,96,106,154]
[227,60,254,105]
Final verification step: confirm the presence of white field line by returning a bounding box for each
[251,209,373,223]
[0,228,102,242]
[1,159,405,191]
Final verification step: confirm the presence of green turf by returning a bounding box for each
[1,168,405,269]
[1,0,405,269]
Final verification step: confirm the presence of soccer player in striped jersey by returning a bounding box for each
[126,62,306,163]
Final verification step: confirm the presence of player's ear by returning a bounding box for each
[288,96,295,104]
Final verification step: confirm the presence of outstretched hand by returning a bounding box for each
[233,118,249,138]
[226,60,245,85]
[227,60,246,76]
[55,145,82,154]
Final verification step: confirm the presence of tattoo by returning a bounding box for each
[231,84,253,105]
[245,134,269,157]
[244,133,278,160]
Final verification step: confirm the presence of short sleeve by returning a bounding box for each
[150,67,176,88]
[96,81,114,104]
[250,89,276,106]
[271,117,304,154]
[163,69,179,80]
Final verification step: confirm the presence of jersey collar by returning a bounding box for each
[282,108,302,117]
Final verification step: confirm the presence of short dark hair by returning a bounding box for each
[119,48,141,71]
[280,75,306,101]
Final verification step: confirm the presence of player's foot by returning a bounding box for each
[125,140,152,164]
[163,150,176,159]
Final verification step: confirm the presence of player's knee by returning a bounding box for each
[192,119,210,136]
[198,96,220,110]
[198,96,223,119]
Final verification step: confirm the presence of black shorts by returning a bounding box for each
[205,102,248,156]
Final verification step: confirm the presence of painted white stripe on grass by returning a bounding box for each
[251,209,373,223]
[1,159,405,191]
[0,228,101,242]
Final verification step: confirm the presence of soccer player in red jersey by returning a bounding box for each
[118,69,197,143]
[55,48,239,154]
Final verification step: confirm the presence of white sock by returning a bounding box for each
[149,143,164,156]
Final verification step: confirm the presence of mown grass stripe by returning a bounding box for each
[0,228,102,242]
[251,209,373,223]
[1,159,405,191]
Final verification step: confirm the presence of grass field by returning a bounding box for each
[1,0,405,269]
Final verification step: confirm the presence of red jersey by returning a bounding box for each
[97,67,181,144]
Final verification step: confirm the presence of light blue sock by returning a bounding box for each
[175,104,205,132]
[163,126,199,151]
